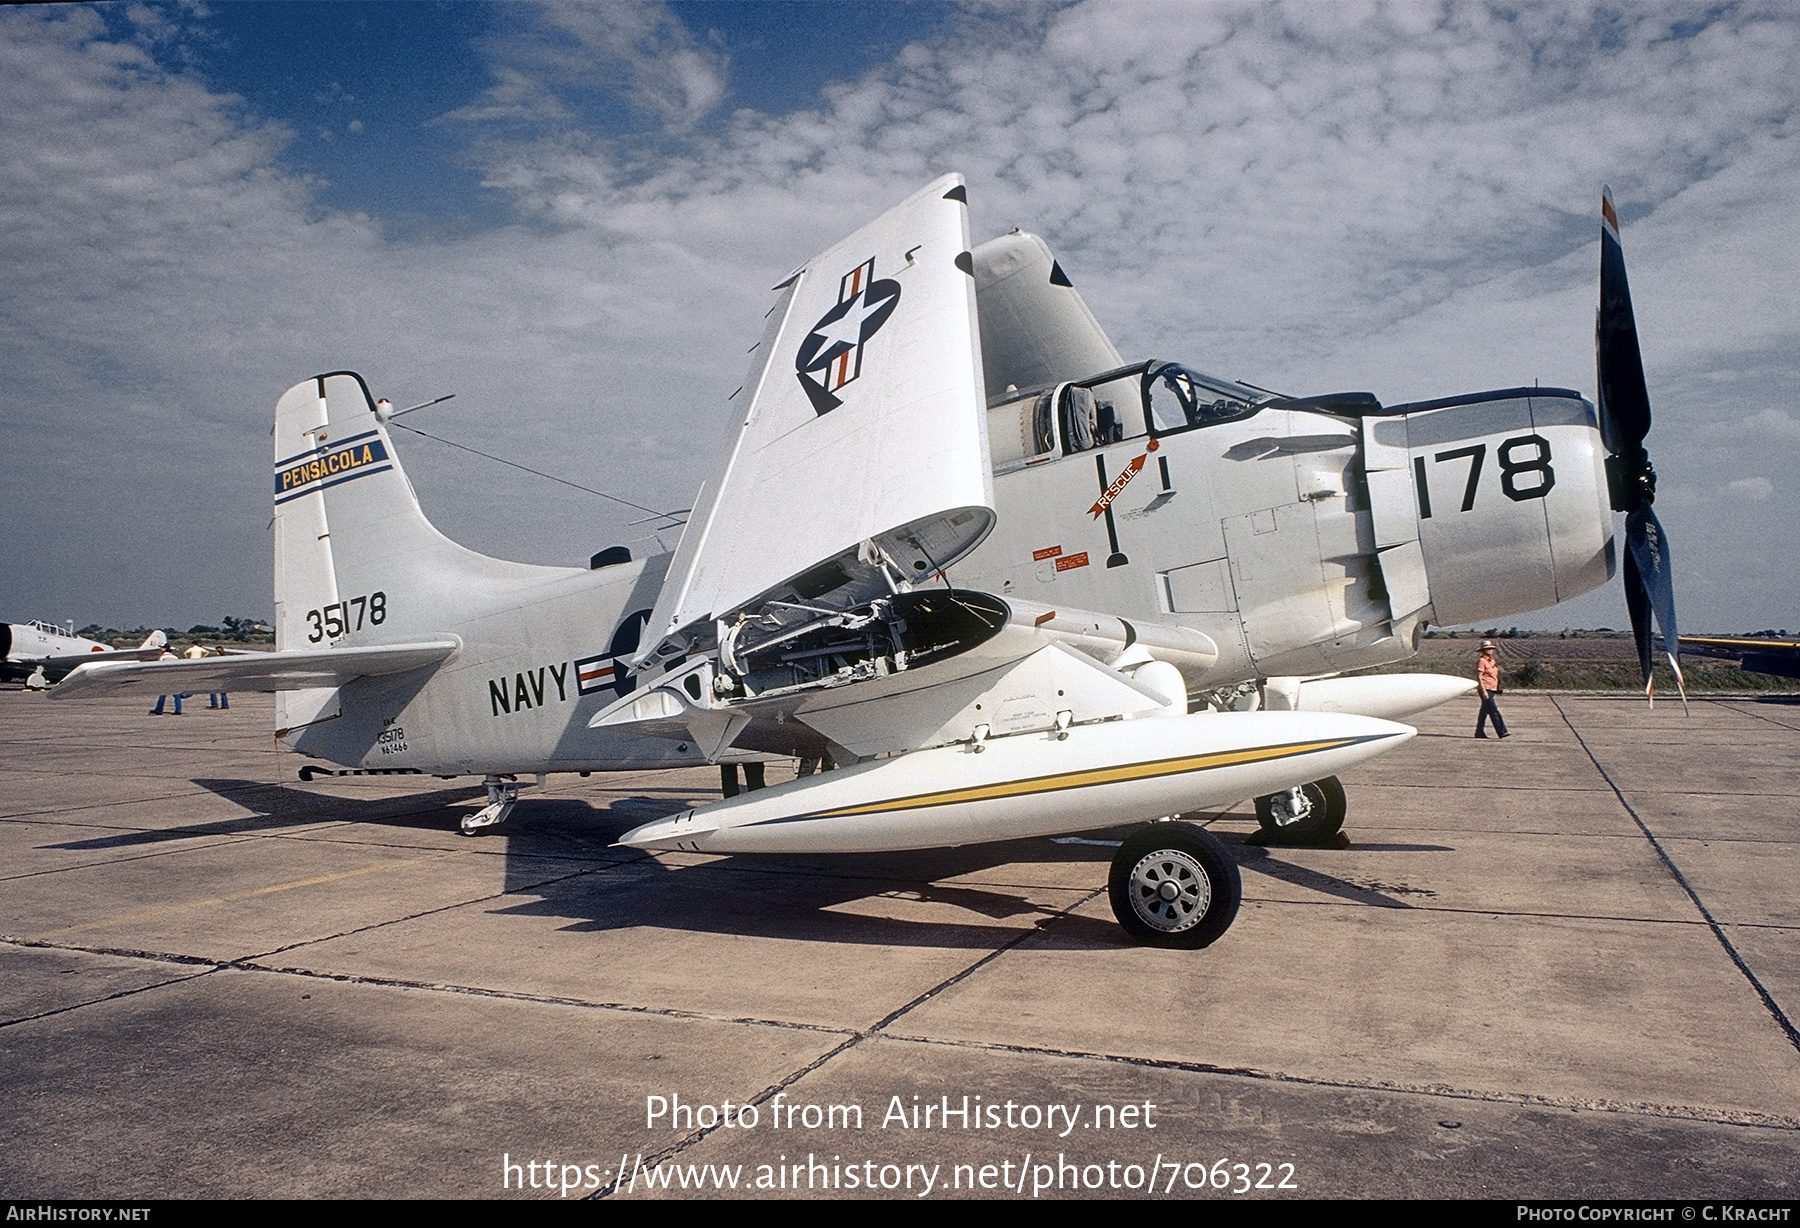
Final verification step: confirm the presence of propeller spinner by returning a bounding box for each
[1596,188,1685,706]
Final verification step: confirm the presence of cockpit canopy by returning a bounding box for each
[986,360,1266,470]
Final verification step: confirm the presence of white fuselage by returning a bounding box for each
[2,621,110,681]
[294,385,1607,781]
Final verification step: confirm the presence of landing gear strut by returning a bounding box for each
[460,775,519,836]
[1254,776,1346,844]
[1108,823,1241,948]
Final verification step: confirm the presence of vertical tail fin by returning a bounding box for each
[272,372,577,654]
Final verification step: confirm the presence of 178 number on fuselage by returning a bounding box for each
[1414,433,1554,518]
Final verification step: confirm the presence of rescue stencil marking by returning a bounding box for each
[751,733,1401,827]
[1090,455,1146,517]
[1054,552,1090,572]
[1032,545,1063,561]
[1088,440,1158,518]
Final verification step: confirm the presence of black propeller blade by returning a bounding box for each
[1596,188,1685,706]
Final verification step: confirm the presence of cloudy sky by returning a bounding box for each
[3,0,1796,634]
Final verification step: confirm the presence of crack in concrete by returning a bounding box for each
[0,949,219,1032]
[1238,894,1800,929]
[237,862,622,963]
[1552,696,1800,1055]
[12,875,1800,1151]
[4,934,856,1037]
[1709,698,1800,734]
[871,1032,1800,1131]
[0,832,279,883]
[587,886,1106,1198]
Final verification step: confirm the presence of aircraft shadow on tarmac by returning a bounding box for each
[41,778,492,850]
[50,778,1456,950]
[487,795,1139,950]
[473,794,1463,950]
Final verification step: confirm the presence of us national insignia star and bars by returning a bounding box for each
[794,257,902,416]
[573,654,618,697]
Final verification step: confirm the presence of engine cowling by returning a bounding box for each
[1361,388,1614,628]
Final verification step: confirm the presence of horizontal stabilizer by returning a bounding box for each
[50,639,459,698]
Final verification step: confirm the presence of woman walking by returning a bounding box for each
[1475,640,1508,739]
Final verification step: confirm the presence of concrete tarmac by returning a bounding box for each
[2,689,1796,1200]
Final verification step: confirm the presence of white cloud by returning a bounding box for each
[1699,406,1800,447]
[1726,476,1774,502]
[449,1,728,134]
[453,2,1800,398]
[438,64,570,124]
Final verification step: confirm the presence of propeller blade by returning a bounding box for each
[1597,190,1684,710]
[1622,546,1654,699]
[1625,505,1687,708]
[1597,187,1652,464]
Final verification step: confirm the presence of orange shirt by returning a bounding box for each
[1478,655,1499,692]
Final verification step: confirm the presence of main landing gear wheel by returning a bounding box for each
[1109,824,1241,949]
[1254,776,1346,843]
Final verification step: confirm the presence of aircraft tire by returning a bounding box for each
[1254,777,1346,842]
[1109,824,1241,949]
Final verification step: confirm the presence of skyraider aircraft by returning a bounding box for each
[53,176,1682,948]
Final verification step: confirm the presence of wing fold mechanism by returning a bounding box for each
[49,639,461,698]
[592,592,1218,761]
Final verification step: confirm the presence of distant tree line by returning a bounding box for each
[78,616,274,646]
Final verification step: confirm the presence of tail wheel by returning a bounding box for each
[1108,824,1241,949]
[1254,776,1346,842]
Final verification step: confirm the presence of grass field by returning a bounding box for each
[1354,634,1796,693]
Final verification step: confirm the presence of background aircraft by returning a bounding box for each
[1678,633,1800,681]
[50,175,1677,948]
[2,621,166,684]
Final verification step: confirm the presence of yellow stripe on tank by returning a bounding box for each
[760,735,1383,826]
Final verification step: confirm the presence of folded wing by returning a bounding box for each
[637,174,994,668]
